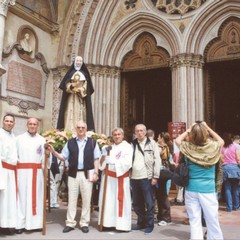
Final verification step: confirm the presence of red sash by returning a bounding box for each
[106,169,129,217]
[17,162,42,216]
[2,161,18,200]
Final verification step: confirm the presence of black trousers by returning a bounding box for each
[155,178,171,222]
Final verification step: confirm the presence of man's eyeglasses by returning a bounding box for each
[77,126,85,129]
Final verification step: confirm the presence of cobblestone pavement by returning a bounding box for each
[1,201,240,240]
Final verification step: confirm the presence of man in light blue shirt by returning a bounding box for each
[50,120,100,234]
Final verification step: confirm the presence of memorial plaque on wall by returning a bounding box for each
[168,122,186,140]
[7,61,42,99]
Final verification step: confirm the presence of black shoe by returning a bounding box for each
[63,226,74,233]
[175,201,185,206]
[15,229,24,234]
[132,224,145,231]
[144,226,153,234]
[0,228,15,235]
[81,226,89,233]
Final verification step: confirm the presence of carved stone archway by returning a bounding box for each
[204,17,240,132]
[121,32,169,72]
[121,32,170,140]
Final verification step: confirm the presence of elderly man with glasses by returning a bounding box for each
[49,120,100,233]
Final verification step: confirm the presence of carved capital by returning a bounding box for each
[87,64,121,78]
[0,0,16,16]
[169,54,204,69]
[52,65,69,80]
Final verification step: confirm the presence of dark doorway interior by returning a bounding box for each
[122,68,172,139]
[208,59,240,135]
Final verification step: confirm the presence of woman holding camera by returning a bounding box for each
[175,121,224,240]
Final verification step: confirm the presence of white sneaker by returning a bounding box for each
[54,203,60,208]
[51,203,60,208]
[158,220,168,226]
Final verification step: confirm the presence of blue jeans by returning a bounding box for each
[166,179,171,194]
[131,178,154,228]
[224,178,239,211]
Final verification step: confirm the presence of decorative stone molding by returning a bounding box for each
[3,44,49,76]
[35,52,50,76]
[0,96,41,114]
[56,1,97,65]
[205,17,240,62]
[9,2,58,33]
[125,0,137,10]
[152,0,207,15]
[122,32,170,71]
[169,53,204,68]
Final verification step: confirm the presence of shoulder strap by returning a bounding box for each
[136,141,144,156]
[132,138,144,163]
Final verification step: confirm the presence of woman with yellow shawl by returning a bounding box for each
[175,121,224,240]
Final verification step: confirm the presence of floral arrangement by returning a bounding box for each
[42,129,110,150]
[86,131,111,148]
[41,129,72,150]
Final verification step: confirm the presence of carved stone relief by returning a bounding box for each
[152,0,207,15]
[122,32,170,71]
[205,17,240,62]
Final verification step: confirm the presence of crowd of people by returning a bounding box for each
[1,115,240,239]
[0,56,239,238]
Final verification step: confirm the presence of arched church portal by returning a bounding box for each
[204,17,240,135]
[120,32,172,140]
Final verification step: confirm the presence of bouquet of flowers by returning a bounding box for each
[41,129,72,151]
[42,129,110,150]
[86,131,111,148]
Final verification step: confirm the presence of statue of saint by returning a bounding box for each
[57,56,95,132]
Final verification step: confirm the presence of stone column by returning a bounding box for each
[88,65,120,136]
[170,54,204,127]
[0,0,16,76]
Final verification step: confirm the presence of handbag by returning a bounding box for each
[172,161,189,187]
[160,168,173,181]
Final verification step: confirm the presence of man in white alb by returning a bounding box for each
[15,118,46,234]
[98,127,133,231]
[0,114,18,235]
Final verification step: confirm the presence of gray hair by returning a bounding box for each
[135,124,147,131]
[112,127,124,135]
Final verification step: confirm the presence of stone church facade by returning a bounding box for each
[0,0,240,138]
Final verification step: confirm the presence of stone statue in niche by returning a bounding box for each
[20,33,33,54]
